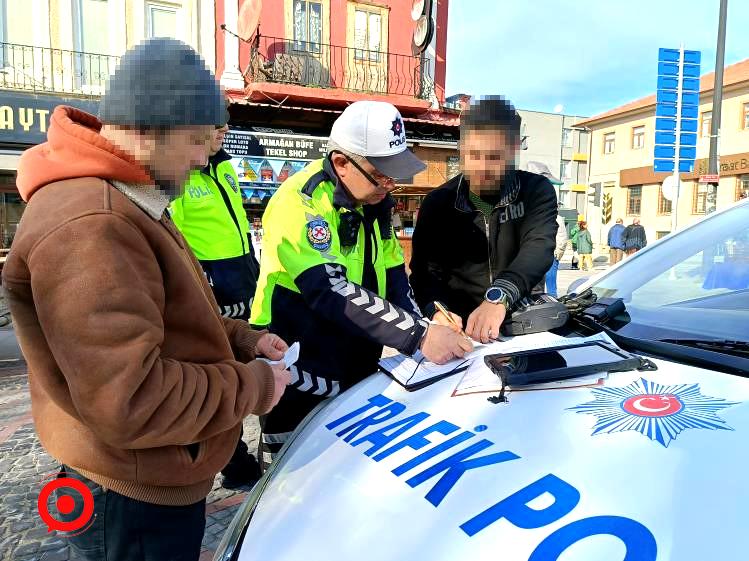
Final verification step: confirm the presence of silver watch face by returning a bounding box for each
[485,288,505,303]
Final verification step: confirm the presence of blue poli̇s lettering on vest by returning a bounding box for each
[528,516,657,561]
[460,473,580,536]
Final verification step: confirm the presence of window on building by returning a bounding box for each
[701,110,712,138]
[658,185,672,215]
[737,175,749,201]
[693,184,707,214]
[0,173,25,248]
[293,0,323,53]
[656,231,670,240]
[743,103,749,130]
[354,8,382,62]
[561,128,572,148]
[0,0,34,46]
[627,185,642,215]
[632,125,645,150]
[146,2,178,39]
[73,0,113,92]
[603,132,615,154]
[560,160,572,180]
[76,0,110,53]
[0,0,37,83]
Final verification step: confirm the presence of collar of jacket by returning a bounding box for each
[322,155,358,211]
[454,171,523,213]
[203,148,232,173]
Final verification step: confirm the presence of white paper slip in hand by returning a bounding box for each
[259,341,300,369]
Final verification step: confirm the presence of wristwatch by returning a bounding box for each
[485,287,510,308]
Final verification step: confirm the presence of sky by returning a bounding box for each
[446,0,749,118]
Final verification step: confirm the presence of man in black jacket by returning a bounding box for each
[410,97,558,342]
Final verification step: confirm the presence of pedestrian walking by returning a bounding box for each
[545,213,568,297]
[623,218,648,256]
[607,218,626,265]
[576,221,594,271]
[569,219,581,270]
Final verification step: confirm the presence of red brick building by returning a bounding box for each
[213,0,459,243]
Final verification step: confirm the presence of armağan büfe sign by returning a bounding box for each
[223,129,329,161]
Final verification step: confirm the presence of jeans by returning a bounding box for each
[545,259,560,297]
[55,466,206,561]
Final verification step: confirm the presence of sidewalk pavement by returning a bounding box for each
[0,369,261,561]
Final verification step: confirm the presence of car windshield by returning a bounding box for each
[589,201,749,342]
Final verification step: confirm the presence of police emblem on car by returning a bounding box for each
[307,219,332,251]
[224,173,238,193]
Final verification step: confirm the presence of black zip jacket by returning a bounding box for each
[409,170,558,321]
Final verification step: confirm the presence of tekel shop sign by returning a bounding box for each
[223,128,329,160]
[0,92,100,145]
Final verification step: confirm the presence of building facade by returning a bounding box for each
[517,110,589,214]
[0,0,214,247]
[578,58,749,250]
[214,0,457,244]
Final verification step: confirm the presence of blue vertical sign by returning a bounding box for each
[654,48,701,173]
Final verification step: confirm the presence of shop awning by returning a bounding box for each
[241,187,277,200]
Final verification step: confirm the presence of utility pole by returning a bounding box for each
[706,0,728,215]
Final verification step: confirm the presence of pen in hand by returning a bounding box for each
[434,301,472,342]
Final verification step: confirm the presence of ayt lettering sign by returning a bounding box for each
[0,92,99,145]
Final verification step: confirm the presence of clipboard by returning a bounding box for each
[379,351,472,391]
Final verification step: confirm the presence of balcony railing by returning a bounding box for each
[0,42,119,96]
[246,35,433,100]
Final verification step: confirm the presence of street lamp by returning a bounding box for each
[706,0,728,215]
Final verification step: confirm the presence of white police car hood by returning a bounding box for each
[238,346,749,561]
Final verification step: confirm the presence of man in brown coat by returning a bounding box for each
[1,38,289,560]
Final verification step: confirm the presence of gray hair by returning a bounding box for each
[326,139,367,164]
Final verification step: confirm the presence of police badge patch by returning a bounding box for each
[306,219,332,251]
[224,173,238,193]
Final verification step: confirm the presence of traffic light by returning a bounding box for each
[602,193,613,225]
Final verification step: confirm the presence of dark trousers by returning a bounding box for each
[56,466,206,561]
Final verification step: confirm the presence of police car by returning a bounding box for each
[214,199,749,561]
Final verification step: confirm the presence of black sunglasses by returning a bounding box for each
[334,152,394,189]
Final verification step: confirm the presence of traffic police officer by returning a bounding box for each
[251,101,472,468]
[171,123,286,487]
[170,123,260,319]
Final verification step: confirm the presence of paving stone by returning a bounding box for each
[13,541,40,556]
[39,548,69,561]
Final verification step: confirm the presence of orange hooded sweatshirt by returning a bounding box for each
[2,106,275,505]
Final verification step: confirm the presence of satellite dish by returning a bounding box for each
[661,174,679,202]
[411,0,425,20]
[238,0,262,42]
[412,15,434,55]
